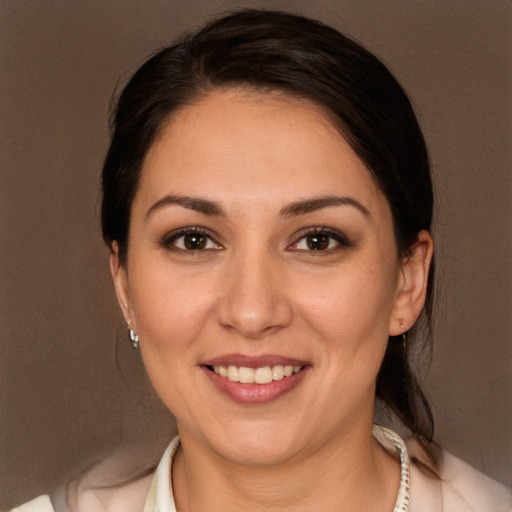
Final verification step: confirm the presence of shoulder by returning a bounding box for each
[12,440,164,512]
[10,495,54,512]
[11,470,154,512]
[8,437,179,512]
[438,449,512,511]
[406,438,512,512]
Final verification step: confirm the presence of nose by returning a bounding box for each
[216,250,293,339]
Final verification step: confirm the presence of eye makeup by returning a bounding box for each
[287,226,353,252]
[160,226,223,252]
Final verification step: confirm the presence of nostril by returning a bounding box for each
[215,265,293,338]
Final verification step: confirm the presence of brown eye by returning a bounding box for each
[289,228,351,252]
[184,233,207,250]
[306,233,330,250]
[164,229,222,252]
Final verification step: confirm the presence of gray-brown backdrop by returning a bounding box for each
[1,0,510,508]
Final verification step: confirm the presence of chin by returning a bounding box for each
[201,418,309,467]
[220,438,298,467]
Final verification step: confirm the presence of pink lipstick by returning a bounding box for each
[201,354,310,404]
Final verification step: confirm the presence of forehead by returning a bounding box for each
[137,89,386,213]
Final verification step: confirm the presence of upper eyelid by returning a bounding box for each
[286,227,353,252]
[291,226,350,241]
[161,226,222,246]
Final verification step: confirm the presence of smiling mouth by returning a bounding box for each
[206,364,303,384]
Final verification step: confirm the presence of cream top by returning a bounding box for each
[12,424,512,511]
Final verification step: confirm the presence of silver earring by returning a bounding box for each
[129,329,139,349]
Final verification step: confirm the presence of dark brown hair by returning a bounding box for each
[102,9,435,449]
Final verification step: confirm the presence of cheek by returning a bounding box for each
[292,258,398,359]
[129,266,218,412]
[129,260,216,356]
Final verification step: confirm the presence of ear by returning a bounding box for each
[109,242,133,326]
[389,230,434,336]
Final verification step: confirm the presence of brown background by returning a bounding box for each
[1,0,510,508]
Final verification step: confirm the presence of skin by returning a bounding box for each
[111,89,433,511]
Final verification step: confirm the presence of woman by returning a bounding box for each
[12,9,511,512]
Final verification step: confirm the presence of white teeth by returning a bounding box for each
[255,366,273,384]
[227,365,239,382]
[272,365,284,381]
[212,364,303,384]
[284,365,294,377]
[238,367,255,384]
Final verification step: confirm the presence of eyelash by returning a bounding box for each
[160,226,352,253]
[288,227,352,252]
[161,227,222,252]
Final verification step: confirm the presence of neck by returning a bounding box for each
[172,420,400,512]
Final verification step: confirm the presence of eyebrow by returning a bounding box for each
[145,194,370,220]
[280,195,370,218]
[146,195,225,219]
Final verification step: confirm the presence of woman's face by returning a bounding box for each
[113,90,416,465]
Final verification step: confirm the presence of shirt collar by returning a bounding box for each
[145,425,411,512]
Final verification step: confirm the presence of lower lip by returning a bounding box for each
[201,366,308,404]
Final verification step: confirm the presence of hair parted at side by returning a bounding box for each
[101,9,435,455]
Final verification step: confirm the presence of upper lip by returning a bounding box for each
[202,353,309,368]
